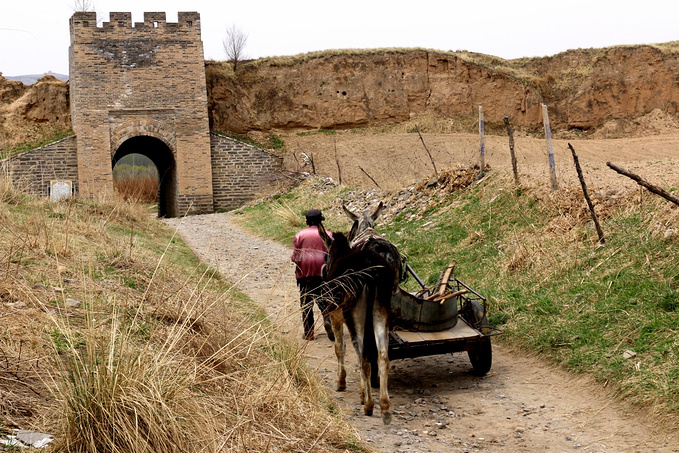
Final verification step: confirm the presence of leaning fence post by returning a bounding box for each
[479,105,485,174]
[607,162,679,207]
[569,143,605,244]
[503,115,519,186]
[542,103,558,191]
[415,125,438,176]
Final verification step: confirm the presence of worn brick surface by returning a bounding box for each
[69,11,213,215]
[210,133,282,211]
[2,136,79,197]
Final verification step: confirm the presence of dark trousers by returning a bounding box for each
[297,276,332,339]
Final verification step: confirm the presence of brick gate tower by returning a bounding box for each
[69,11,213,216]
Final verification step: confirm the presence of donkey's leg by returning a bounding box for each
[350,287,374,415]
[330,311,346,391]
[374,304,392,425]
[359,354,374,416]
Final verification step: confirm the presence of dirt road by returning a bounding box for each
[164,212,678,453]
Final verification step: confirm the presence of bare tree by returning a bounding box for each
[73,0,95,11]
[223,24,248,71]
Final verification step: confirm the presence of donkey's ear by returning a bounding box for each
[348,220,359,242]
[371,201,384,221]
[343,203,359,222]
[318,222,332,249]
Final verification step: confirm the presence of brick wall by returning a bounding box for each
[210,133,282,211]
[69,11,214,214]
[2,136,79,197]
[3,132,283,213]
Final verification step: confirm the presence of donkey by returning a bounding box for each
[342,202,403,289]
[318,222,394,425]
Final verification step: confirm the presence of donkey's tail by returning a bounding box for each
[363,283,378,365]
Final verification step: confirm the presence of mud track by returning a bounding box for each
[164,213,677,452]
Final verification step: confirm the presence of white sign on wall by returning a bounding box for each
[49,180,73,202]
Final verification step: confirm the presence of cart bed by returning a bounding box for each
[388,316,485,360]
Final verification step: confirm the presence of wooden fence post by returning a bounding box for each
[479,105,485,173]
[415,125,438,176]
[542,103,558,191]
[333,138,342,184]
[503,115,519,186]
[569,143,605,243]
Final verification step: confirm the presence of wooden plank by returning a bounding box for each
[393,330,426,343]
[392,321,480,344]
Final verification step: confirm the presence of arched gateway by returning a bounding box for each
[4,12,281,217]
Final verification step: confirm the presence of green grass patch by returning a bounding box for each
[0,127,73,159]
[233,174,679,417]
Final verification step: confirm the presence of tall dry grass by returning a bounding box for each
[0,167,361,451]
[113,174,159,204]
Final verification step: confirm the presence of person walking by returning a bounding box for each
[291,209,335,341]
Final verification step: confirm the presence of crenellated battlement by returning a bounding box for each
[70,11,201,37]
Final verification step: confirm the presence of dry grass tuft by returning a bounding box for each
[272,201,305,230]
[0,163,22,205]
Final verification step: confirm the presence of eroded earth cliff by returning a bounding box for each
[4,43,679,150]
[206,45,679,133]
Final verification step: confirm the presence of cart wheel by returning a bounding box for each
[465,300,492,375]
[468,336,492,375]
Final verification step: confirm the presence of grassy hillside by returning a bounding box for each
[0,184,361,451]
[234,172,679,420]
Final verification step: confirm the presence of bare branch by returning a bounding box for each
[222,24,248,71]
[607,161,679,207]
[569,144,605,244]
[358,166,381,188]
[503,115,520,186]
[333,138,342,184]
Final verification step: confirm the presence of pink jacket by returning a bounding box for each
[291,226,332,279]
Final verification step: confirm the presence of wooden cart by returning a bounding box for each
[388,262,501,375]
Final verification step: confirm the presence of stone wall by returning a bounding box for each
[2,136,79,197]
[210,133,282,211]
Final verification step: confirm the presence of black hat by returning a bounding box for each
[305,209,324,221]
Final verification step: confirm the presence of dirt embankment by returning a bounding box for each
[5,44,679,151]
[207,45,679,134]
[0,75,70,150]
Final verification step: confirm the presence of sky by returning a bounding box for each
[2,0,679,77]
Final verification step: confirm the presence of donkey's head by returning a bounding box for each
[342,202,384,242]
[318,221,357,276]
[318,222,360,305]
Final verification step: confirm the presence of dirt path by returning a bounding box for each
[163,213,678,453]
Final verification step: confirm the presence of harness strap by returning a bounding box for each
[350,228,383,249]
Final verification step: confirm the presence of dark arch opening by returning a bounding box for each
[113,136,178,217]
